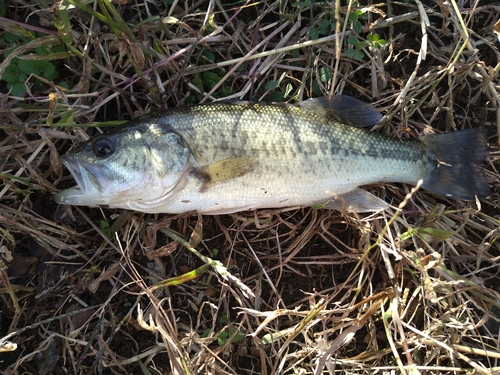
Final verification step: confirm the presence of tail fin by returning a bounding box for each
[421,129,490,200]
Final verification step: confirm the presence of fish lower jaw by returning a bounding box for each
[53,187,81,204]
[54,186,109,207]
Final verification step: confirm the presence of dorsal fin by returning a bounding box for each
[297,95,382,128]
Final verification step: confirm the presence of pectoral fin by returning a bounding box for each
[320,188,388,212]
[194,156,258,190]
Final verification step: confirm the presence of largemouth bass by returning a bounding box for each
[54,96,490,214]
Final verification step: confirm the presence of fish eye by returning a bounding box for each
[92,137,114,158]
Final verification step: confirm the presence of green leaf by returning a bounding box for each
[4,28,33,42]
[312,79,322,96]
[201,49,215,63]
[416,227,452,241]
[209,248,219,257]
[319,19,334,35]
[227,327,245,343]
[5,32,23,43]
[235,61,247,72]
[356,41,366,49]
[201,328,211,338]
[346,48,356,59]
[265,80,278,90]
[218,331,229,346]
[347,35,359,46]
[18,59,58,80]
[3,61,24,83]
[309,27,319,40]
[346,48,365,61]
[268,91,284,102]
[367,34,387,49]
[3,48,14,58]
[18,59,41,75]
[193,73,204,93]
[382,309,393,320]
[354,50,364,61]
[99,220,112,238]
[42,62,57,80]
[150,264,209,289]
[400,228,414,241]
[202,71,221,89]
[348,10,363,21]
[185,95,198,105]
[220,85,232,97]
[8,82,27,96]
[318,67,332,83]
[353,20,363,33]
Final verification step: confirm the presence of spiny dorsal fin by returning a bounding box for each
[297,95,382,128]
[194,156,258,190]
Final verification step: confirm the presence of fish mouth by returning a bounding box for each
[54,154,103,205]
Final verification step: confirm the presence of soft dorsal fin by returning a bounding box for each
[297,95,382,128]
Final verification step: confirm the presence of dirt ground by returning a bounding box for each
[1,0,500,374]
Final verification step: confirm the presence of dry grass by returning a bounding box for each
[1,0,500,374]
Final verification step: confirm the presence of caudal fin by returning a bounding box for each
[420,129,490,200]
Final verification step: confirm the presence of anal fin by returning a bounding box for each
[320,188,388,212]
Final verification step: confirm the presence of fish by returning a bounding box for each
[54,96,490,214]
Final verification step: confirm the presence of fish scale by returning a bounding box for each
[55,96,490,214]
[155,104,427,185]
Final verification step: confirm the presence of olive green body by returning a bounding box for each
[55,97,489,214]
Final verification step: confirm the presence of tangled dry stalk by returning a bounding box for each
[1,0,500,374]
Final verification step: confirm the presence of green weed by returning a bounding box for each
[2,33,61,96]
[202,315,246,347]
